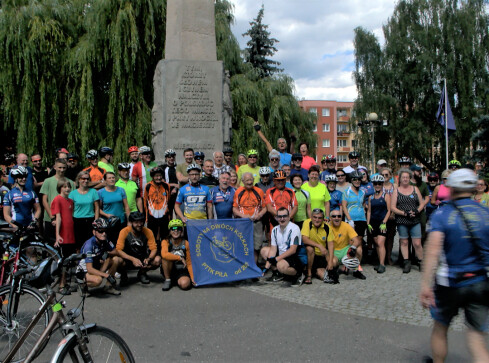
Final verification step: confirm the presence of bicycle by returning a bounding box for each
[2,253,135,363]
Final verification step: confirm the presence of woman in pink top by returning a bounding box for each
[430,169,451,206]
[299,143,317,170]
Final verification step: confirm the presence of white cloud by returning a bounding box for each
[228,0,395,102]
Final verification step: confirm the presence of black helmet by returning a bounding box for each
[129,211,145,222]
[223,147,233,155]
[99,147,114,158]
[150,167,164,178]
[67,153,79,161]
[398,156,411,164]
[348,151,360,159]
[92,218,110,231]
[165,149,176,157]
[291,153,302,161]
[350,170,363,179]
[428,172,439,182]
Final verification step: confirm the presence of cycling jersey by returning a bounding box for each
[360,182,374,198]
[160,239,194,280]
[237,165,261,186]
[98,161,114,173]
[293,188,310,223]
[271,222,301,255]
[233,186,264,217]
[342,186,366,221]
[115,179,140,212]
[210,186,235,219]
[144,181,170,218]
[301,218,335,256]
[301,182,331,213]
[2,187,39,226]
[77,236,115,272]
[132,161,158,196]
[320,169,337,182]
[279,152,291,167]
[328,189,343,211]
[116,226,156,258]
[265,187,297,213]
[83,166,105,183]
[176,183,212,220]
[8,166,34,191]
[328,221,358,250]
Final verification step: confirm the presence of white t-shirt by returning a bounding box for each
[271,222,302,255]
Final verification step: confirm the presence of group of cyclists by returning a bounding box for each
[1,128,488,294]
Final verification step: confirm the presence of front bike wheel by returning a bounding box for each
[0,284,51,363]
[55,325,135,363]
[19,241,60,269]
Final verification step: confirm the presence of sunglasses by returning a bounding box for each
[351,178,360,182]
[80,177,90,181]
[331,215,342,219]
[195,157,204,160]
[373,182,383,186]
[170,227,183,231]
[95,229,108,233]
[276,215,288,219]
[248,155,257,159]
[312,208,324,214]
[292,159,302,162]
[337,174,345,177]
[167,155,176,158]
[32,159,41,162]
[270,158,279,162]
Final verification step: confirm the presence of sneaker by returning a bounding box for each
[352,270,366,280]
[329,269,340,284]
[323,274,334,284]
[114,272,121,279]
[296,273,306,286]
[104,286,121,296]
[138,271,150,284]
[266,271,283,282]
[161,279,172,291]
[403,259,411,274]
[377,265,386,274]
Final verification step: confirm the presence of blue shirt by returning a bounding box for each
[329,189,343,211]
[8,166,34,191]
[320,170,337,182]
[211,186,235,219]
[279,152,292,167]
[342,186,366,221]
[98,187,127,223]
[290,168,309,181]
[430,199,489,287]
[360,182,375,199]
[78,236,115,272]
[2,187,39,226]
[176,183,212,220]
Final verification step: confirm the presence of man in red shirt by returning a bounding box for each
[265,170,298,228]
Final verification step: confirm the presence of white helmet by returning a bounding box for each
[259,166,271,176]
[341,255,360,271]
[324,174,338,182]
[139,146,151,154]
[11,166,28,178]
[446,168,477,190]
[371,174,385,183]
[186,163,201,173]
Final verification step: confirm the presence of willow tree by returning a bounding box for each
[353,0,489,171]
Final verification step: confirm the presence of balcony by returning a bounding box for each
[337,116,350,122]
[337,147,351,152]
[337,131,350,136]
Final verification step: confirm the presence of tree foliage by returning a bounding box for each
[472,114,489,175]
[353,0,489,171]
[242,5,283,78]
[0,0,314,167]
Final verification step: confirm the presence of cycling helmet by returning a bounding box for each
[139,146,151,154]
[398,156,411,164]
[427,172,439,182]
[324,174,338,182]
[223,147,234,155]
[194,151,205,159]
[150,167,164,177]
[129,211,145,222]
[449,159,462,167]
[117,162,131,170]
[273,170,286,180]
[187,163,201,173]
[128,146,139,154]
[246,149,258,157]
[349,170,363,179]
[341,255,360,271]
[259,166,271,176]
[348,151,360,159]
[322,154,336,162]
[291,153,302,161]
[92,218,110,231]
[446,168,477,190]
[67,153,79,160]
[98,147,114,157]
[86,149,98,159]
[371,174,385,183]
[165,149,176,157]
[10,166,28,178]
[168,219,184,229]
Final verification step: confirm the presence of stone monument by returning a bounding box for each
[152,0,232,164]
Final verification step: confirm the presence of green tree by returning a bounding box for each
[472,114,489,175]
[353,0,489,171]
[242,5,282,78]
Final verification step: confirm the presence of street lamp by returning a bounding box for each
[358,112,380,171]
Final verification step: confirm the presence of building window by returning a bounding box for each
[322,108,330,117]
[322,124,330,132]
[337,109,348,117]
[352,140,357,149]
[337,124,348,133]
[309,107,317,115]
[322,139,330,148]
[313,123,317,132]
[337,139,348,148]
[337,154,348,162]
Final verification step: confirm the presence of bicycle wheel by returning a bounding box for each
[19,241,60,269]
[55,326,135,363]
[0,285,51,363]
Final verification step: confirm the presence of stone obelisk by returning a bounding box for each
[152,0,232,164]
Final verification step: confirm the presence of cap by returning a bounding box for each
[377,159,387,165]
[409,164,421,171]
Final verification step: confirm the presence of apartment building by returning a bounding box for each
[297,100,355,169]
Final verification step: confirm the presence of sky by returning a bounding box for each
[228,0,396,102]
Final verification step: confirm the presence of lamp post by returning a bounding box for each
[358,112,380,172]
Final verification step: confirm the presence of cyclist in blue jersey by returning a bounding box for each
[420,169,489,363]
[320,155,337,182]
[210,172,235,219]
[342,170,367,238]
[175,164,213,222]
[324,174,342,213]
[3,166,41,229]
